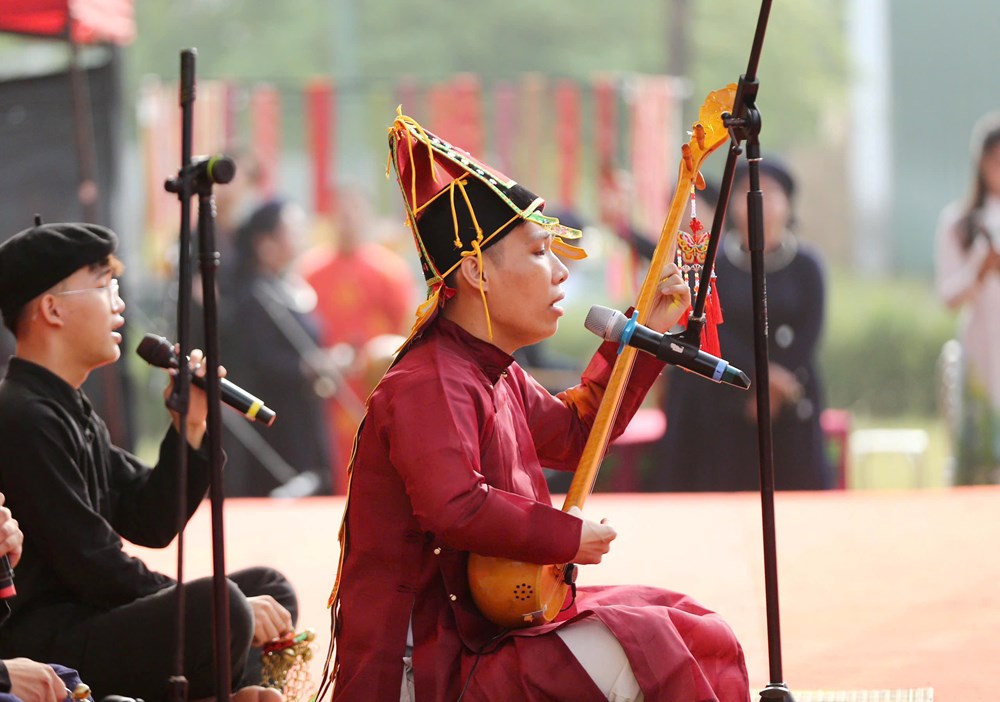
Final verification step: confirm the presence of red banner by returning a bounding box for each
[251,84,282,198]
[554,79,581,209]
[593,75,619,180]
[429,73,483,156]
[630,75,677,238]
[305,80,335,216]
[492,80,517,177]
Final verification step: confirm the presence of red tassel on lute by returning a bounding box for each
[701,270,723,357]
[676,186,724,357]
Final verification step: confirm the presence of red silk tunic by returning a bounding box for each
[331,317,750,701]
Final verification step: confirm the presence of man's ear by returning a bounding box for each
[36,295,66,328]
[456,255,489,291]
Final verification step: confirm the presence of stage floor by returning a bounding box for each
[128,487,999,700]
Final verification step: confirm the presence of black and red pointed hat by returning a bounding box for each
[387,110,584,344]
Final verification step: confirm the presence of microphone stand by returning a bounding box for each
[193,148,235,702]
[677,2,795,700]
[162,48,236,702]
[161,48,196,702]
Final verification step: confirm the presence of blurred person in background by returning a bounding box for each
[221,199,332,498]
[935,113,1000,485]
[300,185,417,493]
[187,145,268,350]
[214,146,266,263]
[653,159,834,491]
[599,173,721,491]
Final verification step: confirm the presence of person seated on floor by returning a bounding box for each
[0,221,297,702]
[2,490,91,702]
[321,113,750,701]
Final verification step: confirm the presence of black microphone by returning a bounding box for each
[136,334,276,426]
[584,305,751,389]
[190,154,236,185]
[0,554,15,599]
[163,154,236,193]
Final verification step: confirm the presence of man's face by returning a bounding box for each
[480,221,570,353]
[50,263,125,369]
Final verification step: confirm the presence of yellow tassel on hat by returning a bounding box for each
[389,107,441,212]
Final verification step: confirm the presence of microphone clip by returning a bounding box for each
[616,311,641,356]
[618,310,705,362]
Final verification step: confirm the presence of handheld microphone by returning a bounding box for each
[0,554,15,599]
[584,305,751,389]
[136,334,276,426]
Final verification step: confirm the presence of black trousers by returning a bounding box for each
[2,567,298,702]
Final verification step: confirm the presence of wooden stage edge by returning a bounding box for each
[128,487,999,701]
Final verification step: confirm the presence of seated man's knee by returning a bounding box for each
[184,576,253,646]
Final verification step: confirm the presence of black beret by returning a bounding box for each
[0,222,118,327]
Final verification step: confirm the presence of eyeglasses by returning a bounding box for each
[52,279,121,307]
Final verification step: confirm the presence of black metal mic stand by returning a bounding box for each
[193,150,236,702]
[676,2,795,699]
[162,47,196,702]
[162,48,237,702]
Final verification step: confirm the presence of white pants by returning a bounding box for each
[400,618,643,701]
[556,618,644,702]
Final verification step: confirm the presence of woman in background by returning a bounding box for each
[654,159,834,491]
[936,114,1000,485]
[221,199,332,497]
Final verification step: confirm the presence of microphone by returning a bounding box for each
[163,154,236,193]
[190,154,236,185]
[584,305,751,389]
[136,334,276,426]
[0,554,15,599]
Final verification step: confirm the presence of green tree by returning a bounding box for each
[128,0,848,148]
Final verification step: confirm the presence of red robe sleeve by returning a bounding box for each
[518,339,666,471]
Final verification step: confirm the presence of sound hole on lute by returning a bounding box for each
[513,583,535,601]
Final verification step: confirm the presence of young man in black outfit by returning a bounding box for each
[0,221,296,702]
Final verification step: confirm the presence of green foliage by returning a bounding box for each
[819,269,956,417]
[128,0,849,147]
[690,1,849,149]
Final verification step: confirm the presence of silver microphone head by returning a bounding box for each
[584,305,628,342]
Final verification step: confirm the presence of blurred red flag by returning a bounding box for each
[429,73,483,156]
[0,0,135,45]
[554,79,580,209]
[305,80,335,216]
[251,83,282,198]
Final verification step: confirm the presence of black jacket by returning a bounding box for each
[0,358,211,653]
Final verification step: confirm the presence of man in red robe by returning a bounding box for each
[321,113,750,702]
